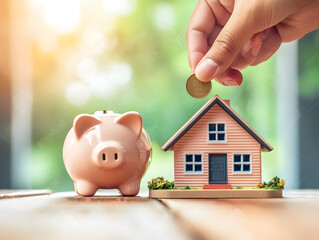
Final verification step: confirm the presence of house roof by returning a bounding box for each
[161,95,273,152]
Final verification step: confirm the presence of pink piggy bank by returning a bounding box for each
[63,110,152,196]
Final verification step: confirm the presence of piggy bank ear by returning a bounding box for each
[73,114,100,140]
[115,112,142,136]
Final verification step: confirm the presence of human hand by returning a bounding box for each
[187,0,319,86]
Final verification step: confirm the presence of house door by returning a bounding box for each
[209,154,228,184]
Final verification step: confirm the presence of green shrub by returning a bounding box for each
[257,176,286,190]
[235,186,243,189]
[184,185,190,190]
[147,177,174,190]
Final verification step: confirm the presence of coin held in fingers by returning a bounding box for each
[186,74,212,99]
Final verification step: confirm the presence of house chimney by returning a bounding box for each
[224,100,230,106]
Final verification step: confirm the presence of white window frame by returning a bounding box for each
[207,122,227,143]
[184,153,204,174]
[232,153,252,174]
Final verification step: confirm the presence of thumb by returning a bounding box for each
[195,4,261,82]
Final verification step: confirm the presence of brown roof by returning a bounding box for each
[161,95,273,152]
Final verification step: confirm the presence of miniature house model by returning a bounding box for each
[161,95,273,189]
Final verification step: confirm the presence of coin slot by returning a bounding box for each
[102,153,106,161]
[114,153,118,160]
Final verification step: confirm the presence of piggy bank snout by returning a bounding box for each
[92,142,125,169]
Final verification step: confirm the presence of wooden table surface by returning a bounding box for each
[0,190,318,240]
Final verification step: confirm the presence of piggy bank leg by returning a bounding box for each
[118,178,140,196]
[73,181,78,194]
[76,180,98,197]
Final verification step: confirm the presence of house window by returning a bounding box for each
[233,154,252,173]
[185,154,203,174]
[208,122,226,142]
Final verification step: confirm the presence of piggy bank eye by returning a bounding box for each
[102,153,106,161]
[114,153,118,160]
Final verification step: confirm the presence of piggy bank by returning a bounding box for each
[63,110,152,196]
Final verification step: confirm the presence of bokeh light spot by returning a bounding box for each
[153,3,176,31]
[65,82,91,106]
[108,62,132,86]
[89,72,117,98]
[87,62,132,99]
[43,0,81,34]
[76,58,98,82]
[82,30,107,55]
[36,31,58,51]
[103,0,136,16]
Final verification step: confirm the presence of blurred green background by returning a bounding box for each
[1,0,317,192]
[28,0,280,192]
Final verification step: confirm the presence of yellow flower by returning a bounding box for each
[156,182,165,188]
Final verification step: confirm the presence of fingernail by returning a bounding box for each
[223,79,238,86]
[195,58,218,81]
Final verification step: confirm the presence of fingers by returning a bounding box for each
[187,0,232,73]
[213,27,280,86]
[209,0,231,27]
[208,27,264,71]
[187,0,285,87]
[224,27,281,70]
[215,68,243,86]
[230,32,263,70]
[251,27,281,66]
[187,0,216,73]
[219,0,234,13]
[195,1,261,82]
[208,25,222,48]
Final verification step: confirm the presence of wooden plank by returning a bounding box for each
[162,190,319,240]
[0,191,192,240]
[150,189,282,199]
[0,189,52,199]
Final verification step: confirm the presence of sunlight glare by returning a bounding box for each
[76,58,98,82]
[66,82,91,106]
[89,72,117,98]
[153,3,176,31]
[43,0,81,34]
[107,62,132,86]
[82,30,107,55]
[36,31,58,51]
[88,62,132,98]
[102,0,136,16]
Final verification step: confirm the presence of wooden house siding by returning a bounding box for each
[174,103,262,188]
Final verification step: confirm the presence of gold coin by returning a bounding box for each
[186,74,212,99]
